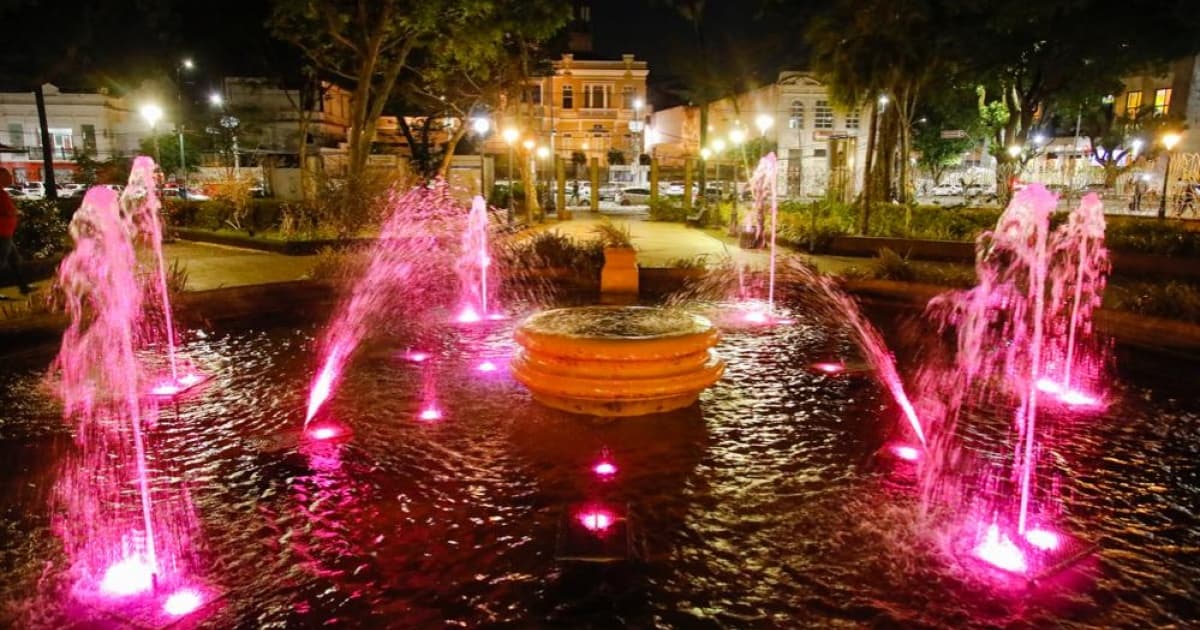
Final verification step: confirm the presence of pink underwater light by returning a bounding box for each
[100,556,155,597]
[593,461,617,477]
[1024,527,1062,551]
[309,426,340,441]
[577,509,615,532]
[419,407,443,421]
[974,524,1028,574]
[812,361,845,374]
[404,350,431,363]
[891,444,920,462]
[163,588,203,616]
[477,360,498,372]
[456,307,482,324]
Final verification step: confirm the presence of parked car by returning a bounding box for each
[930,182,963,196]
[162,186,210,201]
[57,183,86,198]
[20,181,45,200]
[618,187,652,205]
[4,186,26,199]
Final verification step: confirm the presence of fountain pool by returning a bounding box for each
[0,295,1196,627]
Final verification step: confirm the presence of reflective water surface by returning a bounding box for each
[0,303,1197,628]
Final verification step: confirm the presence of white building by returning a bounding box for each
[649,71,872,199]
[0,83,146,183]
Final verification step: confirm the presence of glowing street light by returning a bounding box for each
[181,58,194,70]
[502,127,518,145]
[1032,133,1046,146]
[1158,131,1183,219]
[471,117,491,135]
[712,138,726,153]
[522,139,535,151]
[1007,145,1023,159]
[878,94,889,108]
[208,92,223,107]
[755,113,774,135]
[700,147,712,160]
[536,146,549,159]
[140,103,164,163]
[1131,138,1144,157]
[729,127,746,145]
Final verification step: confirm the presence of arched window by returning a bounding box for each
[788,100,804,129]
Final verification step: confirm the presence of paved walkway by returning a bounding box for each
[2,216,867,304]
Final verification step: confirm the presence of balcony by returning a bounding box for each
[578,108,618,119]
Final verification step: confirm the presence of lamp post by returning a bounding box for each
[502,127,519,223]
[1158,132,1182,219]
[141,103,164,165]
[176,58,194,193]
[523,138,536,223]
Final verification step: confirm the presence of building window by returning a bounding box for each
[584,84,610,109]
[521,85,541,105]
[1125,90,1142,114]
[813,148,827,157]
[7,122,22,147]
[788,100,804,129]
[845,108,860,130]
[621,86,635,109]
[562,85,573,109]
[49,128,73,159]
[1154,88,1172,115]
[81,124,97,155]
[814,100,833,129]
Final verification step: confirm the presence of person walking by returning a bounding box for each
[0,167,33,294]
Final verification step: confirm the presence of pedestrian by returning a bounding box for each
[0,167,33,294]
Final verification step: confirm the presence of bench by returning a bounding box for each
[685,207,707,227]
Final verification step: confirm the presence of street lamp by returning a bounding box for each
[208,92,223,107]
[140,103,164,164]
[471,117,491,135]
[1158,131,1182,219]
[176,58,195,192]
[700,147,712,160]
[878,94,889,109]
[1131,138,1144,158]
[755,114,773,136]
[501,127,519,223]
[536,146,549,159]
[729,127,746,145]
[712,138,726,153]
[1007,145,1022,158]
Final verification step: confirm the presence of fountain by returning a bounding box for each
[120,157,205,396]
[735,153,790,324]
[920,185,1109,578]
[512,306,725,417]
[455,196,500,323]
[50,186,207,622]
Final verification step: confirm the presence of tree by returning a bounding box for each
[607,149,626,166]
[948,0,1200,203]
[270,0,484,189]
[138,132,202,180]
[912,87,984,185]
[1082,105,1170,188]
[400,1,569,180]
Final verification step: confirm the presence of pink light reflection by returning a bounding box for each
[974,524,1028,574]
[487,313,507,321]
[743,311,768,324]
[812,361,844,374]
[151,383,181,396]
[99,556,155,596]
[163,588,203,616]
[1024,527,1061,551]
[1035,377,1062,395]
[404,351,431,363]
[419,407,442,421]
[178,372,203,387]
[891,444,920,462]
[593,461,617,477]
[477,360,497,372]
[577,509,615,532]
[1060,390,1100,407]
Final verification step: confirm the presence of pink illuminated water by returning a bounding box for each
[419,407,443,421]
[304,184,468,425]
[456,196,495,322]
[477,360,498,372]
[812,361,844,374]
[1024,527,1061,551]
[310,426,340,440]
[122,157,181,381]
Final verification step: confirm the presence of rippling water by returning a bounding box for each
[0,303,1197,628]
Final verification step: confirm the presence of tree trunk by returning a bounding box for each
[34,85,58,200]
[860,100,879,234]
[436,124,469,179]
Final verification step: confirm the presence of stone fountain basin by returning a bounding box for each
[512,306,724,417]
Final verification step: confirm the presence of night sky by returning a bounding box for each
[166,0,810,107]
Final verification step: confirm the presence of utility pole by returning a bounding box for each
[33,85,58,200]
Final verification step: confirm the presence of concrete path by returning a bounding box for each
[543,211,771,268]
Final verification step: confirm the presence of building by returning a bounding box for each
[0,83,145,183]
[1112,54,1200,154]
[214,77,353,164]
[649,71,871,199]
[490,53,650,166]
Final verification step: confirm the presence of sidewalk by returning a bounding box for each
[1,241,317,300]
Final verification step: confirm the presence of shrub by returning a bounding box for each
[592,219,634,248]
[13,199,70,259]
[1106,281,1200,322]
[308,245,371,282]
[774,200,853,253]
[870,247,918,282]
[648,198,688,222]
[1105,220,1200,257]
